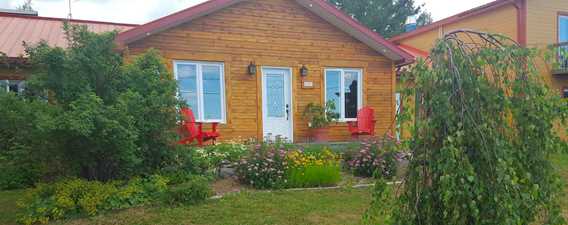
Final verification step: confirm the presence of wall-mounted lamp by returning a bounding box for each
[300,65,309,77]
[248,62,257,76]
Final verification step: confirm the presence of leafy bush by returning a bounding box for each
[347,137,400,179]
[287,165,341,188]
[0,92,62,189]
[164,176,212,206]
[303,101,339,128]
[17,175,169,225]
[235,142,290,189]
[0,23,180,185]
[204,142,249,166]
[286,148,341,188]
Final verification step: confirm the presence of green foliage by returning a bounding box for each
[286,148,342,188]
[303,101,339,128]
[371,31,568,225]
[164,176,212,206]
[235,142,291,189]
[17,176,169,225]
[287,164,341,188]
[204,142,250,166]
[0,23,180,185]
[327,0,432,38]
[0,92,61,189]
[346,137,401,179]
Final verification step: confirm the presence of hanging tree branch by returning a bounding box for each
[368,30,568,225]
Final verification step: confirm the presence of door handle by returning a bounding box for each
[286,104,290,120]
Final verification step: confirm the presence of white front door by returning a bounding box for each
[262,67,293,141]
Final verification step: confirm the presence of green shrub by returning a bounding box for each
[0,23,181,183]
[286,148,342,188]
[17,179,117,225]
[17,175,169,225]
[347,137,400,179]
[163,145,215,176]
[204,142,249,166]
[287,164,341,188]
[164,176,212,206]
[235,142,291,189]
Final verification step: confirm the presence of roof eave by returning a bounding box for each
[116,0,245,45]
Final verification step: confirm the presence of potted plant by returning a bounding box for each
[303,101,339,143]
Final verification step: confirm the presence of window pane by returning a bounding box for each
[560,16,568,42]
[344,71,359,119]
[325,71,341,115]
[202,65,222,120]
[266,75,285,117]
[177,64,199,116]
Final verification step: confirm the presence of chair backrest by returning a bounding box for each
[181,107,199,137]
[357,107,375,133]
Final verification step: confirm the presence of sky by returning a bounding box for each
[0,0,496,25]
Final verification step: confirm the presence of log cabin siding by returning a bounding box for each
[395,3,519,53]
[126,0,396,142]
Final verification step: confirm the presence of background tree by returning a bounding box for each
[327,0,432,38]
[17,0,34,12]
[365,31,568,225]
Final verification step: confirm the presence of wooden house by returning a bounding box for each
[116,0,413,142]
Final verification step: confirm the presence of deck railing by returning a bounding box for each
[554,42,568,75]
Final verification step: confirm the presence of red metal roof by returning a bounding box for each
[0,13,137,58]
[390,0,516,42]
[116,0,414,65]
[397,44,429,59]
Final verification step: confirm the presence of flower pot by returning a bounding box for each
[311,127,330,143]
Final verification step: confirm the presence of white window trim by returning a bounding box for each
[324,68,363,122]
[173,60,226,123]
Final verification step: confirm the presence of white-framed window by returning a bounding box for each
[174,60,226,123]
[0,80,25,94]
[324,68,363,121]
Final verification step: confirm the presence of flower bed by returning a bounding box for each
[286,148,341,188]
[235,142,344,189]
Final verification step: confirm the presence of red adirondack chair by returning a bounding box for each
[178,108,220,146]
[347,107,377,138]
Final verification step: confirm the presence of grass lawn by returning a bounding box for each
[2,154,568,225]
[56,188,371,225]
[0,189,25,225]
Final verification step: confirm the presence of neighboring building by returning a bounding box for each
[116,0,413,142]
[390,0,568,97]
[0,10,137,93]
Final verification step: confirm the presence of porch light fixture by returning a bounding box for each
[300,65,309,77]
[248,62,257,75]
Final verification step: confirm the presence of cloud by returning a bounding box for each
[7,0,207,24]
[1,0,496,24]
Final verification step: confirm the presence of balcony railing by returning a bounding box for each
[553,42,568,75]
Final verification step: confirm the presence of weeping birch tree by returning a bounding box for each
[366,30,568,225]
